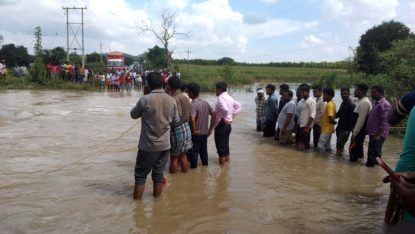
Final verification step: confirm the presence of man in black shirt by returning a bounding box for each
[335,87,356,156]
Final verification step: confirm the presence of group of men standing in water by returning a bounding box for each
[130,72,241,200]
[256,83,392,167]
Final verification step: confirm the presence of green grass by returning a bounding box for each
[177,64,354,91]
[0,75,98,91]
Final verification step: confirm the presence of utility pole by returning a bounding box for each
[99,40,103,63]
[186,48,190,71]
[63,6,87,68]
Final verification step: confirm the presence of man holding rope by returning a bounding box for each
[130,72,180,200]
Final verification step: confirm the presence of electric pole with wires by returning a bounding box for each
[63,6,87,68]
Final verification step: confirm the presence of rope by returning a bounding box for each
[0,121,140,189]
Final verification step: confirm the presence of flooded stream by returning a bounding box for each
[0,88,404,233]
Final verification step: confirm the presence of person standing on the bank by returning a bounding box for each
[255,88,266,132]
[313,85,325,149]
[130,72,180,200]
[298,84,316,151]
[318,88,337,153]
[365,85,391,167]
[349,83,372,162]
[167,76,193,173]
[335,88,356,156]
[187,83,216,168]
[275,84,290,140]
[277,90,296,145]
[214,82,242,165]
[263,84,278,137]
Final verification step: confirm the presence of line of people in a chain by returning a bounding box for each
[130,72,241,200]
[256,83,391,167]
[258,84,415,227]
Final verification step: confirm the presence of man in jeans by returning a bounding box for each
[365,85,391,167]
[318,88,337,153]
[130,72,179,200]
[214,82,242,165]
[263,84,278,137]
[187,83,215,168]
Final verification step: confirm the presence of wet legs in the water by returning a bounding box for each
[133,185,145,200]
[219,155,230,165]
[169,153,189,173]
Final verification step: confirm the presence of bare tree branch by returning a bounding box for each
[137,8,190,68]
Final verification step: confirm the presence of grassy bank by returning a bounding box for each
[177,64,355,91]
[0,75,98,91]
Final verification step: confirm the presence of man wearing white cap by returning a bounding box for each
[255,88,266,132]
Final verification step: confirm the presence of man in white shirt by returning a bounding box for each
[278,90,296,145]
[349,83,372,162]
[312,85,326,148]
[0,60,6,80]
[298,84,316,151]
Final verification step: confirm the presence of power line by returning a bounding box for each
[63,6,87,67]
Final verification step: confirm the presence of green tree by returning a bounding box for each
[30,26,46,83]
[144,45,168,69]
[379,37,415,98]
[69,52,82,64]
[217,57,235,65]
[86,52,101,63]
[356,20,414,74]
[0,44,32,67]
[50,47,66,65]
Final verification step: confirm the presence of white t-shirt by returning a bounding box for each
[278,100,296,130]
[299,96,316,128]
[315,96,326,125]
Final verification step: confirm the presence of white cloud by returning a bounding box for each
[300,34,324,48]
[245,19,320,39]
[322,0,398,23]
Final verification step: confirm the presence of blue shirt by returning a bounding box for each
[265,93,279,122]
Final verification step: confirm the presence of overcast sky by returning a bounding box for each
[0,0,414,63]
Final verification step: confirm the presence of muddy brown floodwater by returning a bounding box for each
[0,88,404,233]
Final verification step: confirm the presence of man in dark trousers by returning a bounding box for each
[263,84,278,137]
[335,88,355,156]
[130,72,179,200]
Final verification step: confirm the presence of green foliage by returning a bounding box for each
[0,75,96,91]
[144,45,168,69]
[30,26,46,84]
[379,37,415,99]
[221,65,234,82]
[87,62,106,73]
[0,43,33,67]
[217,57,235,65]
[174,58,347,69]
[315,73,337,89]
[69,52,82,64]
[356,20,414,74]
[86,52,102,63]
[178,63,351,91]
